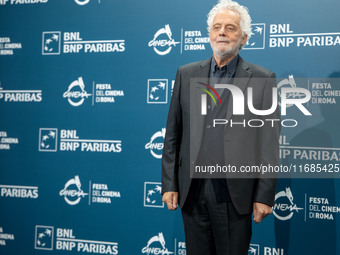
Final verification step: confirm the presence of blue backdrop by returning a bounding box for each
[1,0,340,254]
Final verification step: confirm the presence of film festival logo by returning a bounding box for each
[273,187,303,221]
[145,128,166,159]
[35,226,54,250]
[248,244,260,255]
[142,233,173,255]
[74,0,90,5]
[147,79,168,104]
[39,128,58,152]
[148,25,180,55]
[144,182,164,208]
[277,75,306,108]
[243,23,266,50]
[63,77,92,107]
[42,31,61,55]
[59,175,88,206]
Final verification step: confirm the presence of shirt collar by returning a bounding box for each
[211,54,239,76]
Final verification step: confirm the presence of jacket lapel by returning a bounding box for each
[191,58,211,154]
[225,57,252,121]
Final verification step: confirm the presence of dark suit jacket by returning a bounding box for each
[162,56,280,215]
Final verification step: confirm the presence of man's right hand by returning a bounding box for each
[162,192,179,210]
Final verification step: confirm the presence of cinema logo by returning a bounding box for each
[42,31,125,55]
[63,77,91,106]
[0,84,42,102]
[310,80,340,105]
[74,0,111,5]
[142,233,173,255]
[59,176,121,206]
[0,131,19,150]
[197,80,311,128]
[74,0,89,5]
[38,128,122,153]
[35,226,119,254]
[0,227,15,246]
[277,75,306,108]
[145,128,166,159]
[0,36,22,55]
[91,183,121,204]
[149,25,180,55]
[59,176,88,206]
[0,184,39,199]
[149,23,266,55]
[273,187,303,221]
[308,196,340,221]
[63,77,124,106]
[182,30,210,52]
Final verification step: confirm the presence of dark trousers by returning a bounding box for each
[181,179,252,255]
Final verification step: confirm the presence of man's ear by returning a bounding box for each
[241,34,248,46]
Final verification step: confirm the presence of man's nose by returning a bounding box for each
[219,27,226,36]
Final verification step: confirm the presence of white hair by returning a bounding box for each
[207,0,252,43]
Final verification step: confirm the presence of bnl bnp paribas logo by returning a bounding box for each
[273,187,303,221]
[243,23,266,50]
[38,128,122,153]
[35,226,119,254]
[35,226,54,250]
[248,244,260,255]
[147,79,168,104]
[42,31,125,55]
[144,182,164,208]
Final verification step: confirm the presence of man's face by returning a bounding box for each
[209,9,247,59]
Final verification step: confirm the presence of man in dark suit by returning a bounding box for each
[162,1,280,254]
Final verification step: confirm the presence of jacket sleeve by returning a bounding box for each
[253,71,280,206]
[161,67,183,194]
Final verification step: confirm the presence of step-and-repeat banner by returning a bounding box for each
[1,0,340,254]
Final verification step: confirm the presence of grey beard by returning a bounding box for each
[213,47,238,59]
[211,38,243,60]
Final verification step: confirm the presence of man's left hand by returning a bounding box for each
[253,202,273,223]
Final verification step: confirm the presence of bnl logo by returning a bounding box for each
[42,31,61,55]
[147,79,168,104]
[248,244,259,255]
[39,128,58,152]
[35,226,54,250]
[244,23,265,50]
[144,182,164,208]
